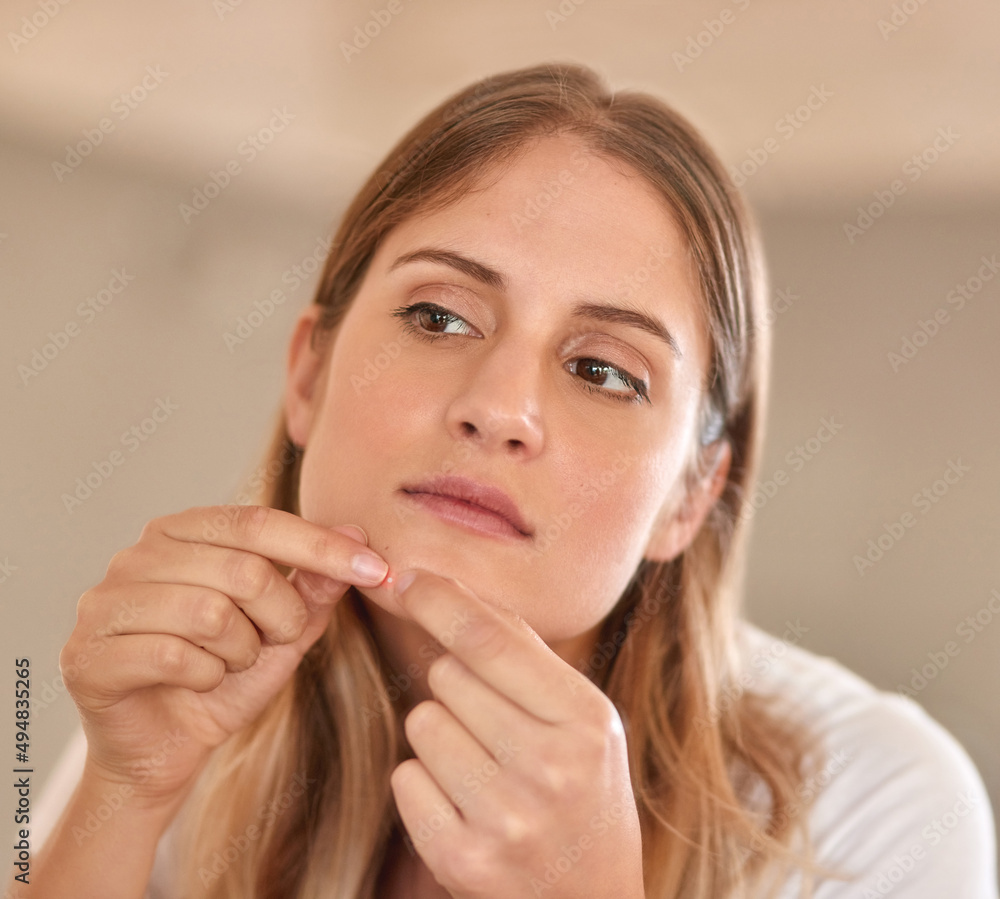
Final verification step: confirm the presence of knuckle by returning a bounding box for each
[307,532,335,568]
[229,504,271,543]
[426,653,454,689]
[532,751,574,798]
[440,845,492,893]
[495,809,534,848]
[152,638,188,677]
[275,602,307,642]
[596,697,627,742]
[58,644,80,685]
[137,516,162,543]
[104,546,135,579]
[227,553,274,599]
[192,593,237,641]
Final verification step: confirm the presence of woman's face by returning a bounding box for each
[286,134,722,656]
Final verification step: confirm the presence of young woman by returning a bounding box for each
[18,62,996,898]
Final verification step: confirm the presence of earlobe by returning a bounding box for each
[284,305,327,448]
[643,441,732,563]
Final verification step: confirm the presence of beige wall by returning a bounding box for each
[2,0,997,866]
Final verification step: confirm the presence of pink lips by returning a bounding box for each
[400,474,533,540]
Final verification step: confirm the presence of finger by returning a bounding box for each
[286,568,349,623]
[394,571,596,725]
[424,653,530,781]
[390,758,466,869]
[64,633,226,702]
[127,537,311,645]
[100,582,264,673]
[151,506,389,585]
[403,696,512,824]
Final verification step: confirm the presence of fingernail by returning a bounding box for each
[351,553,388,585]
[395,569,418,595]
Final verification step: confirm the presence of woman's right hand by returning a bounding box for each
[60,504,390,807]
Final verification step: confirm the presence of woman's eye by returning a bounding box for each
[570,358,650,406]
[391,302,649,405]
[391,302,477,339]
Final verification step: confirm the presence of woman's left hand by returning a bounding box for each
[388,569,645,899]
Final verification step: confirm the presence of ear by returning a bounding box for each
[643,440,732,563]
[284,305,328,449]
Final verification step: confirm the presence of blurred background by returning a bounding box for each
[2,0,998,863]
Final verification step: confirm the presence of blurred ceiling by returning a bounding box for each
[1,0,998,212]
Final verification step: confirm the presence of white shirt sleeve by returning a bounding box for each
[32,725,177,899]
[739,621,998,898]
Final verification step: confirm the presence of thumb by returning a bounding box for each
[286,524,369,613]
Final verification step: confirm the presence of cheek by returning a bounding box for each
[543,451,653,575]
[327,334,429,443]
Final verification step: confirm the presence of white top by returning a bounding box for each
[33,621,998,897]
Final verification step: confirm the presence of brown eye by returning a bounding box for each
[569,357,648,404]
[390,301,477,339]
[415,307,456,333]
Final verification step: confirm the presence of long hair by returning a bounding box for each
[174,62,842,897]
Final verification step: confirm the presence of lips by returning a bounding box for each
[399,474,533,538]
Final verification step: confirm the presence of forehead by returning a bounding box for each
[369,134,711,373]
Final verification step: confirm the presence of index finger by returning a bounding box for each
[393,570,594,724]
[150,505,389,585]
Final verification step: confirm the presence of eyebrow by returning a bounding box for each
[387,247,682,359]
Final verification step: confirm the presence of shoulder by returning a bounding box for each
[736,619,998,897]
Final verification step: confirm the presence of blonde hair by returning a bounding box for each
[175,62,844,897]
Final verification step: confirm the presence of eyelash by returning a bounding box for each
[390,301,650,406]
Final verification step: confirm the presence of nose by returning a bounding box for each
[444,339,544,458]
